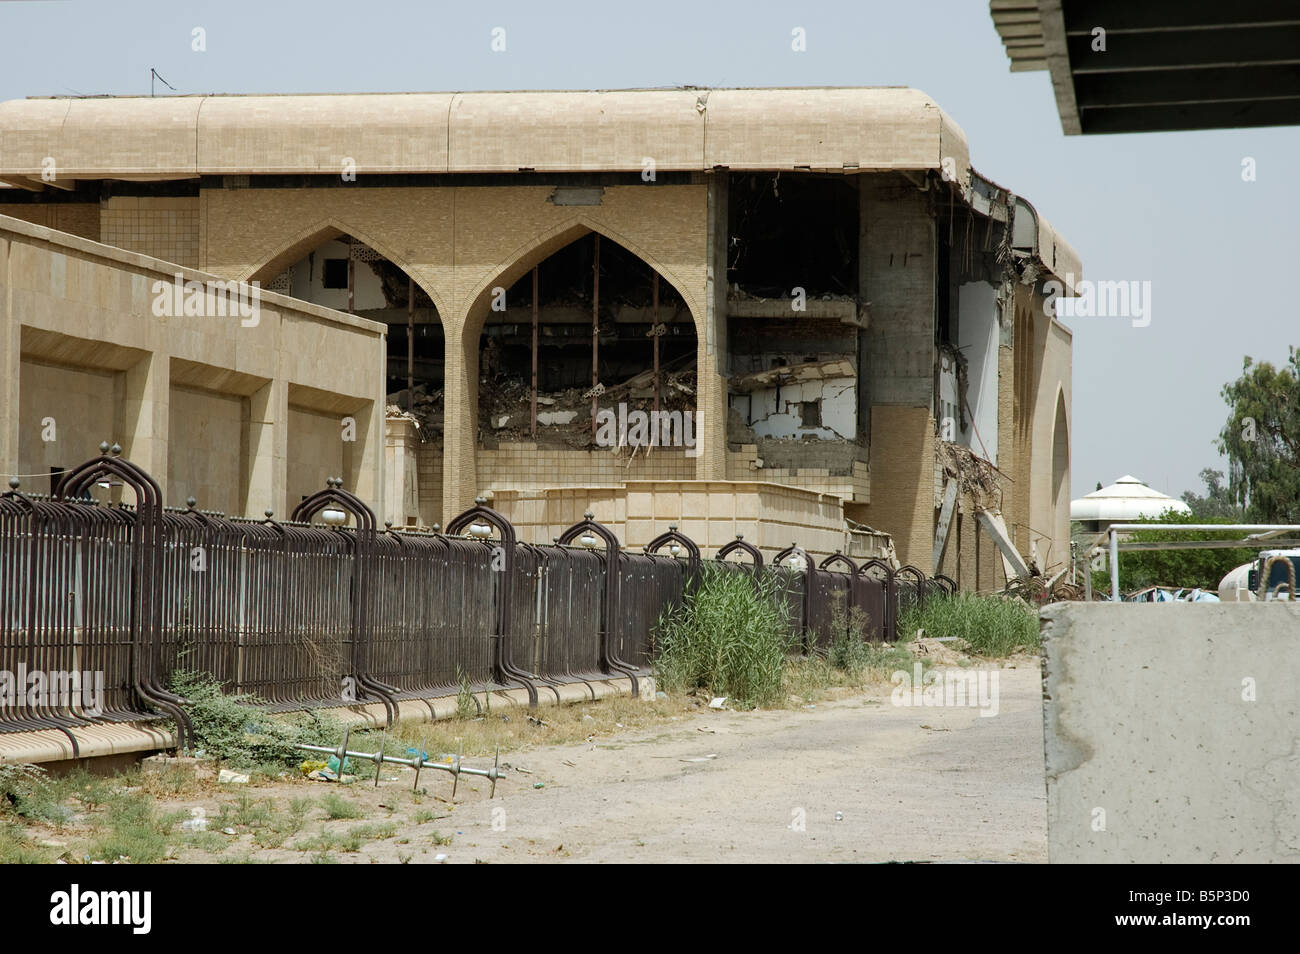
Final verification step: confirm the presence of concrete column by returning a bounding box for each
[860,174,936,408]
[858,173,940,568]
[384,414,420,527]
[242,377,287,518]
[0,236,19,479]
[440,315,477,523]
[343,398,380,512]
[118,352,169,501]
[865,405,935,568]
[695,172,729,480]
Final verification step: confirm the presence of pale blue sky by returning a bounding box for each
[3,0,1296,500]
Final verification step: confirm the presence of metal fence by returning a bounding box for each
[0,448,950,749]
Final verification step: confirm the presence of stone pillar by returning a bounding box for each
[241,377,287,518]
[695,172,729,480]
[857,173,940,568]
[865,405,936,568]
[0,235,18,480]
[119,352,169,501]
[384,413,420,527]
[440,315,477,522]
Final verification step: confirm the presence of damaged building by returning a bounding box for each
[0,87,1076,583]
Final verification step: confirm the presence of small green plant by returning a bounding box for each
[430,830,453,846]
[170,670,342,768]
[456,667,476,721]
[319,792,364,820]
[653,563,796,709]
[89,791,173,864]
[0,818,52,864]
[899,592,1039,656]
[821,590,876,678]
[0,762,73,827]
[218,793,274,829]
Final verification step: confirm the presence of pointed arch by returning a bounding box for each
[458,215,700,342]
[238,218,450,319]
[1051,385,1070,506]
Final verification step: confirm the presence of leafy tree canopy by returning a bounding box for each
[1218,350,1300,523]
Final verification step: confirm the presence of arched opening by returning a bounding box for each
[1052,389,1070,530]
[259,232,444,527]
[476,232,697,462]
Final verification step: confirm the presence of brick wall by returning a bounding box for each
[101,196,200,268]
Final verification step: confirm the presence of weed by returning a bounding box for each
[0,818,52,864]
[899,593,1039,656]
[456,667,476,720]
[319,791,364,820]
[653,563,796,708]
[88,791,173,864]
[0,763,73,826]
[170,670,342,768]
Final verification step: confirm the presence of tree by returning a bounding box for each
[1092,507,1258,593]
[1180,468,1244,521]
[1217,350,1300,523]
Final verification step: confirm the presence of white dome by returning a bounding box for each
[1070,475,1192,523]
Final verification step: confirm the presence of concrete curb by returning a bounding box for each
[0,675,651,766]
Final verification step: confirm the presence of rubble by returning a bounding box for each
[475,360,697,448]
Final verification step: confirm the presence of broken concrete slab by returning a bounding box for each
[729,358,856,393]
[1041,601,1300,863]
[537,410,577,426]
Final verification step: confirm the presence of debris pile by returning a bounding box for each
[937,440,1002,511]
[385,385,442,437]
[477,361,697,448]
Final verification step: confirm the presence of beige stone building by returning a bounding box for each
[0,87,1077,583]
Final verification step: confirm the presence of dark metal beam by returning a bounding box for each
[1080,97,1300,134]
[1063,0,1300,34]
[1068,24,1300,74]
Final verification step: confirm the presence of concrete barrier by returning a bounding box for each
[1041,602,1300,863]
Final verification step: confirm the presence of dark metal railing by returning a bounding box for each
[0,448,937,745]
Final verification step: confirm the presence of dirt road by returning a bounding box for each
[442,664,1046,864]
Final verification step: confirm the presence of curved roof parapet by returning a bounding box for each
[962,167,1080,293]
[1014,194,1081,295]
[0,87,970,180]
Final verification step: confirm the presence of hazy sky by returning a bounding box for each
[3,0,1296,500]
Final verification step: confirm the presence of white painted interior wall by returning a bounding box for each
[731,376,856,440]
[286,239,387,311]
[957,281,999,464]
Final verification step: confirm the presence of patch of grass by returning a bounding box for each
[181,829,229,854]
[653,562,797,709]
[0,818,53,864]
[430,830,453,846]
[319,791,364,820]
[88,791,173,864]
[217,792,274,829]
[0,762,73,827]
[899,593,1039,656]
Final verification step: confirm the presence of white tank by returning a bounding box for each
[1217,563,1256,602]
